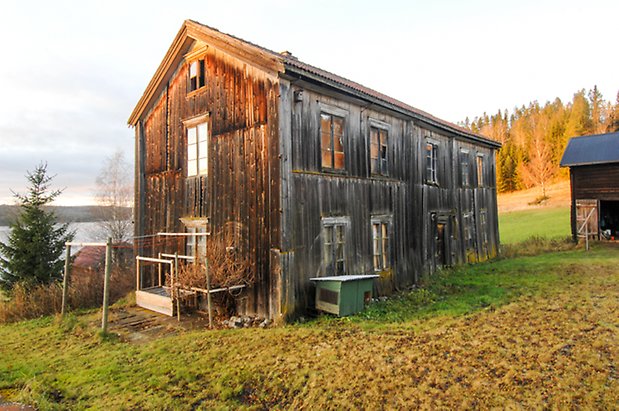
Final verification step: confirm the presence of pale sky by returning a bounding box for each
[0,0,617,205]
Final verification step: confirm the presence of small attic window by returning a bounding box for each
[188,59,205,92]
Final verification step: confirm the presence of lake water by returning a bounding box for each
[0,222,109,255]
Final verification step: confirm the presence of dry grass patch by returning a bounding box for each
[0,246,617,409]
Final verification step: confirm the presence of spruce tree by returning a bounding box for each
[0,163,74,291]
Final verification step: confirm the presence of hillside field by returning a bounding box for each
[499,206,571,244]
[1,243,617,409]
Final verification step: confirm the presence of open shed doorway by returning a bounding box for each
[599,200,619,240]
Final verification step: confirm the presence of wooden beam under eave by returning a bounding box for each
[128,25,194,126]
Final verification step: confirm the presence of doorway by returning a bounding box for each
[599,200,619,239]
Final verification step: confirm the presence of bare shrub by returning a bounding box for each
[175,229,253,291]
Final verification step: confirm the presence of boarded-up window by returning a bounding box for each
[425,142,438,184]
[370,126,388,175]
[460,149,470,187]
[321,113,345,171]
[323,218,348,275]
[187,122,208,177]
[188,59,205,92]
[476,154,485,187]
[371,217,391,271]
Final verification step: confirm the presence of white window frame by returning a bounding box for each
[425,139,439,185]
[183,114,209,177]
[182,218,208,261]
[371,216,392,271]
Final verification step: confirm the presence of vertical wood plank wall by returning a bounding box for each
[137,44,280,316]
[278,82,499,317]
[136,41,499,320]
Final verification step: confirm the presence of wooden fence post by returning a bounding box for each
[206,258,212,329]
[175,252,181,322]
[101,237,112,333]
[61,244,71,316]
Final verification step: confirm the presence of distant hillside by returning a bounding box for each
[0,205,132,226]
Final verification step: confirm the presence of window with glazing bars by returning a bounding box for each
[187,122,208,177]
[425,142,438,184]
[460,149,470,187]
[323,221,347,275]
[321,113,345,171]
[186,227,207,259]
[370,126,388,175]
[476,154,485,187]
[371,219,390,271]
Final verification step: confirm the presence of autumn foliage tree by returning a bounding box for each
[464,86,619,194]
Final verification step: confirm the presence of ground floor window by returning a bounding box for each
[462,212,475,250]
[371,217,391,271]
[322,217,349,276]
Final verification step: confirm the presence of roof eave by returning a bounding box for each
[283,64,501,149]
[128,24,192,126]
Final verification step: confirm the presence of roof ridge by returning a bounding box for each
[186,20,498,147]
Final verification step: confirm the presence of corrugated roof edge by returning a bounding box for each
[560,131,619,167]
[186,20,500,149]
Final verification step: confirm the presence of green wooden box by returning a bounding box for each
[310,275,379,316]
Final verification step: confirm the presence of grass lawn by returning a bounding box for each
[1,243,617,409]
[499,206,571,244]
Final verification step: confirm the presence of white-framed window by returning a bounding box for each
[425,141,438,184]
[322,217,349,276]
[184,115,209,177]
[371,216,391,271]
[185,226,207,259]
[476,154,485,187]
[370,122,389,176]
[460,149,470,187]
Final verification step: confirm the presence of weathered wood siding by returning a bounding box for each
[135,41,281,317]
[569,164,619,240]
[278,81,499,317]
[571,164,619,200]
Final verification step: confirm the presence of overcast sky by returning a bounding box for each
[1,0,617,205]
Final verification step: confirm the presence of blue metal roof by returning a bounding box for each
[560,132,619,167]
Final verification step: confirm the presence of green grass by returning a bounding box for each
[499,206,571,244]
[1,243,617,409]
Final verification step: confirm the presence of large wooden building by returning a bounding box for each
[560,132,619,241]
[128,20,501,320]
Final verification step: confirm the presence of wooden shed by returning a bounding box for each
[128,20,501,321]
[560,131,619,241]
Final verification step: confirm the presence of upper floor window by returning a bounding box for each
[425,141,438,184]
[322,217,348,276]
[476,154,485,187]
[371,217,391,271]
[460,149,470,187]
[370,126,388,176]
[185,117,209,177]
[188,59,205,92]
[320,113,345,171]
